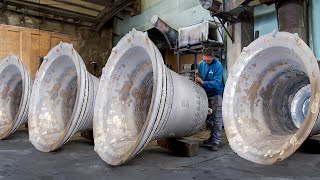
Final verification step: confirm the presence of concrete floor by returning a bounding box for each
[1,130,320,180]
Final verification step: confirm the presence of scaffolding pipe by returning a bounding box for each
[0,55,32,139]
[29,42,99,152]
[223,31,320,165]
[93,29,208,166]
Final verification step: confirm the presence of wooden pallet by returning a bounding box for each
[157,138,199,157]
[81,130,94,142]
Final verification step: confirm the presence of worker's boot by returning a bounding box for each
[201,136,213,146]
[211,143,219,151]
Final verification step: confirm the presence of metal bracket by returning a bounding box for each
[216,17,234,42]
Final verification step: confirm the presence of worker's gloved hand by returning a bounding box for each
[195,77,204,85]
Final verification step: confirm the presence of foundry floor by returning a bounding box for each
[1,129,320,179]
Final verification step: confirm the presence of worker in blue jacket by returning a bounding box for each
[195,47,224,151]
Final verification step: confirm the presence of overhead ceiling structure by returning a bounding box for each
[0,0,141,31]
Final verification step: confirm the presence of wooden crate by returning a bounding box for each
[0,25,79,79]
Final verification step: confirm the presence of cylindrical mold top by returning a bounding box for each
[223,31,320,165]
[0,55,31,139]
[94,29,208,166]
[94,29,166,165]
[29,42,95,152]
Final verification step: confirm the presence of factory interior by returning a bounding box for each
[0,0,320,179]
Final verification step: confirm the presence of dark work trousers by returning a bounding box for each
[207,95,223,145]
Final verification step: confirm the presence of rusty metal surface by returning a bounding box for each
[276,0,307,43]
[29,42,99,152]
[93,29,208,166]
[223,31,320,165]
[0,55,32,139]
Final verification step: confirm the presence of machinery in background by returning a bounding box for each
[149,15,178,50]
[150,15,225,81]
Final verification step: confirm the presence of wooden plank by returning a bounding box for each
[52,0,105,11]
[30,34,41,79]
[21,30,32,78]
[38,32,51,58]
[81,130,94,141]
[157,138,199,157]
[6,29,21,57]
[0,27,7,60]
[5,0,100,22]
[0,25,79,79]
[21,0,100,16]
[80,0,113,7]
[30,32,51,79]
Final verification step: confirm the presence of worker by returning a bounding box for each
[195,47,224,151]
